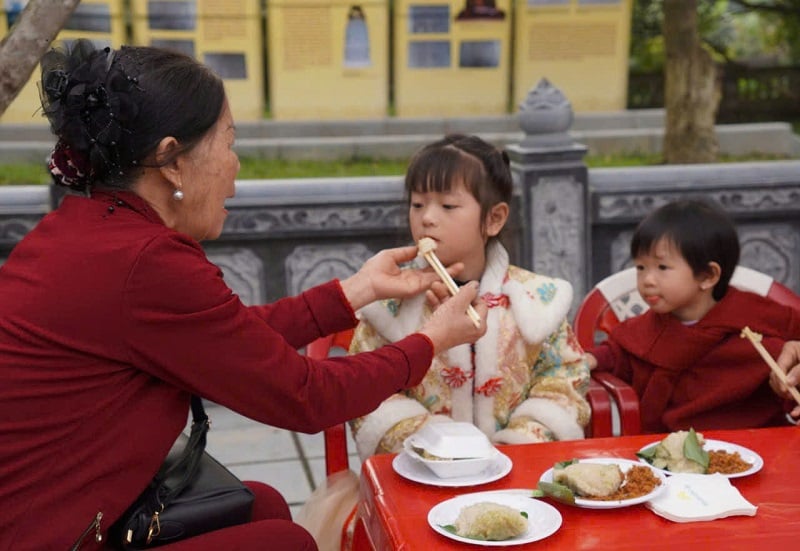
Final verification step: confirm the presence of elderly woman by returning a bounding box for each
[0,41,486,550]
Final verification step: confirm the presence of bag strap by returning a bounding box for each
[153,396,210,507]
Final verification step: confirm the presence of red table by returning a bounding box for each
[354,427,800,550]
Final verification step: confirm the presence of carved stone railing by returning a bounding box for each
[0,185,51,264]
[3,163,800,307]
[3,81,800,307]
[588,161,800,292]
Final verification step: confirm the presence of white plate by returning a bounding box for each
[538,457,667,509]
[428,489,561,546]
[393,450,513,487]
[637,439,764,478]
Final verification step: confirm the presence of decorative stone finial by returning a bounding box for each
[517,78,575,147]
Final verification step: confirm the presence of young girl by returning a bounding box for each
[296,134,589,551]
[588,199,800,433]
[349,134,590,458]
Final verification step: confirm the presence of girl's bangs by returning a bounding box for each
[406,147,484,195]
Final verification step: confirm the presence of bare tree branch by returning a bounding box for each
[0,0,82,117]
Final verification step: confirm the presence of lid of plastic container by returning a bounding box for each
[408,422,494,460]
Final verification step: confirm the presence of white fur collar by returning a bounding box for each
[357,241,573,345]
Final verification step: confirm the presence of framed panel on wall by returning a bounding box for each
[267,0,389,120]
[513,0,633,112]
[130,0,264,122]
[394,0,512,117]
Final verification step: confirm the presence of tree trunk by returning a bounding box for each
[0,0,82,118]
[662,0,721,163]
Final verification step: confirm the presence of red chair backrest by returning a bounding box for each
[573,265,800,436]
[574,265,800,350]
[305,329,355,477]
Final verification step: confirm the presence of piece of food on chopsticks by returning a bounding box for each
[637,429,751,475]
[417,237,481,328]
[442,502,528,541]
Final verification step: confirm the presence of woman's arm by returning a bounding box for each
[124,235,484,432]
[250,245,474,349]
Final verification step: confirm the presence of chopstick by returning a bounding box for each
[741,326,800,407]
[418,238,481,328]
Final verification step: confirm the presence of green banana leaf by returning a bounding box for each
[532,481,576,505]
[684,428,709,471]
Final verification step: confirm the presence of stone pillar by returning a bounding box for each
[505,79,590,307]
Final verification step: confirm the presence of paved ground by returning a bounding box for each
[202,403,362,519]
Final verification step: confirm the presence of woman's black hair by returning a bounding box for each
[404,134,512,237]
[630,199,740,301]
[39,39,225,192]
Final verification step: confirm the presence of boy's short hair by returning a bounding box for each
[630,199,740,301]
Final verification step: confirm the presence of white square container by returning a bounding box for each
[403,422,497,478]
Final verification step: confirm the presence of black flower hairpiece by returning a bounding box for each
[40,42,144,190]
[43,70,69,102]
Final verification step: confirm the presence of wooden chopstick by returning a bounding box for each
[418,240,481,328]
[741,326,800,407]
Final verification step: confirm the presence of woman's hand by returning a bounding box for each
[774,341,800,418]
[340,245,463,311]
[418,281,487,354]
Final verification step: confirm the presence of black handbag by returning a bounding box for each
[110,397,255,549]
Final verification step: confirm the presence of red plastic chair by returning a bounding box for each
[306,328,614,477]
[305,328,356,477]
[574,265,800,435]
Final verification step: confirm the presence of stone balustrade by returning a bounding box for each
[3,81,800,307]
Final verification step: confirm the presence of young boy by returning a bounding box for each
[589,199,800,433]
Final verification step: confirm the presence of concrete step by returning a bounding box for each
[0,109,666,141]
[1,111,797,163]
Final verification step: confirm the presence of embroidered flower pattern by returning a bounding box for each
[476,377,503,397]
[442,366,472,388]
[481,292,509,309]
[565,326,581,352]
[537,341,564,376]
[537,282,557,304]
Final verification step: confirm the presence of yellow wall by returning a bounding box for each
[394,0,512,118]
[1,1,635,125]
[130,0,264,122]
[1,0,127,124]
[513,0,633,112]
[267,0,389,120]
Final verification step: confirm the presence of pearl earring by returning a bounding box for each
[172,189,184,201]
